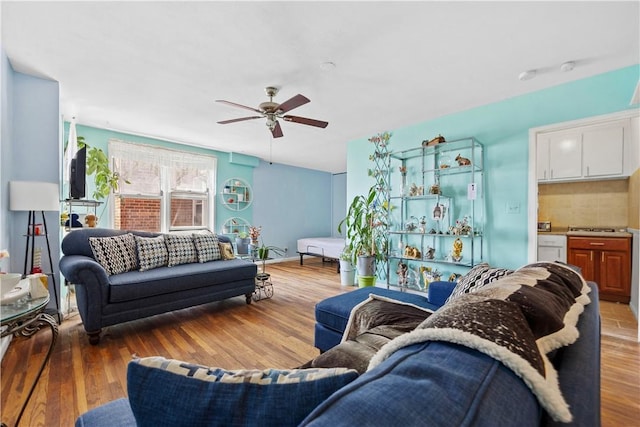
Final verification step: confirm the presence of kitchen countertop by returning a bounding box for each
[565,230,632,238]
[538,229,632,238]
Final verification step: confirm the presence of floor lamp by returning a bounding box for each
[9,181,61,323]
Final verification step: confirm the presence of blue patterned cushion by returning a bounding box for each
[127,356,358,426]
[89,233,138,275]
[135,235,168,271]
[192,233,221,262]
[164,234,197,267]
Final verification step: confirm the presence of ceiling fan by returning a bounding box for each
[216,86,328,138]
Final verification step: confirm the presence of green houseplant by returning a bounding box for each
[337,185,388,284]
[76,136,124,200]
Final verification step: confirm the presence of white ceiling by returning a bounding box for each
[2,1,639,173]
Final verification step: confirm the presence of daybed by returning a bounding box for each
[297,237,344,272]
[75,261,600,426]
[59,228,257,344]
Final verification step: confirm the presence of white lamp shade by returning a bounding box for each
[9,181,60,211]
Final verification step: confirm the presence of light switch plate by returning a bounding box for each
[506,201,521,214]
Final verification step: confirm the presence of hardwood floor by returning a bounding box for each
[1,259,638,426]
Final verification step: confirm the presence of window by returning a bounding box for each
[109,140,216,232]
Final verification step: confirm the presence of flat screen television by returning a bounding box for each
[70,146,86,199]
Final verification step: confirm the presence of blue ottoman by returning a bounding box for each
[314,287,440,352]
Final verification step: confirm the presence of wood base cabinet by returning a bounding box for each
[568,236,631,303]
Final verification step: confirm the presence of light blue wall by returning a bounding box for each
[332,173,347,237]
[253,160,332,254]
[63,123,256,230]
[346,65,640,271]
[63,124,335,254]
[1,55,61,311]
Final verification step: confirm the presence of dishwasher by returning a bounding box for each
[537,234,567,263]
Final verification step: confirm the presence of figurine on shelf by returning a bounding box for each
[451,238,463,262]
[404,245,421,259]
[397,261,409,286]
[408,183,423,197]
[422,134,446,147]
[425,246,435,260]
[85,214,98,228]
[418,216,427,233]
[455,154,471,166]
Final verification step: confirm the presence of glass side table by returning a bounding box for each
[1,292,58,427]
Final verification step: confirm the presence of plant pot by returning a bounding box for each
[339,260,356,286]
[356,255,376,277]
[235,237,250,255]
[357,275,376,288]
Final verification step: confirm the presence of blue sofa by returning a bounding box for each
[75,269,600,427]
[59,228,257,344]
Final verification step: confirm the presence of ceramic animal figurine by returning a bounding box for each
[397,261,408,285]
[455,154,471,166]
[422,134,446,147]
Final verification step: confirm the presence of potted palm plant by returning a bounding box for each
[337,185,388,287]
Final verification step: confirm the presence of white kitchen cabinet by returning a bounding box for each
[547,131,582,180]
[537,119,631,182]
[582,122,624,177]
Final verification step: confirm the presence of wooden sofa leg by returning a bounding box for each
[245,293,253,304]
[87,330,102,345]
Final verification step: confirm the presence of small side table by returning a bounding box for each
[1,291,58,427]
[253,273,274,301]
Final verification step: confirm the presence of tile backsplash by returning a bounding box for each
[538,179,629,230]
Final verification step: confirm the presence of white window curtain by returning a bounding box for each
[109,139,217,231]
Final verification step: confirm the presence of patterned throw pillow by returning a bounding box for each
[89,233,138,276]
[219,242,235,260]
[127,356,358,427]
[164,234,198,267]
[192,233,221,263]
[135,235,168,271]
[446,263,513,303]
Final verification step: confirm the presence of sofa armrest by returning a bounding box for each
[427,281,456,307]
[59,255,110,332]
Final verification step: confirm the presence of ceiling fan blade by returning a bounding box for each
[283,115,329,128]
[216,100,263,114]
[217,116,262,124]
[277,94,310,113]
[271,121,284,138]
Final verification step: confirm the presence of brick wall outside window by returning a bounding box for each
[115,197,161,232]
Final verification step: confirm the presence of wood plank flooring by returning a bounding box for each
[1,258,639,426]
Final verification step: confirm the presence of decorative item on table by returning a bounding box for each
[450,216,472,236]
[28,273,49,298]
[1,273,29,305]
[451,238,463,262]
[422,134,446,147]
[404,245,421,259]
[408,183,423,197]
[424,246,435,260]
[235,231,250,255]
[418,216,427,233]
[455,154,471,166]
[397,261,409,286]
[432,203,446,221]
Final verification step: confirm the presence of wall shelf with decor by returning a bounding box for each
[385,136,485,292]
[220,178,252,211]
[221,217,250,236]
